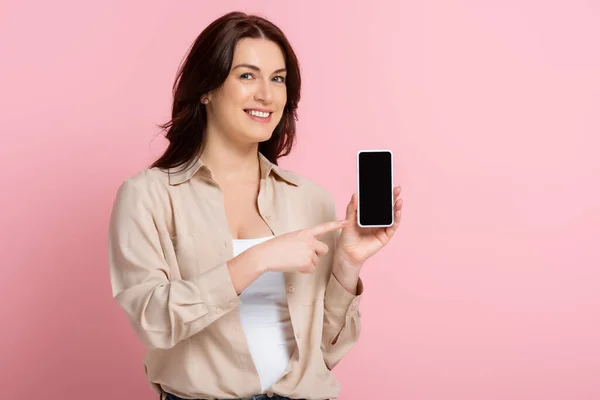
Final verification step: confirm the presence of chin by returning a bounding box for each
[253,131,274,143]
[243,127,275,143]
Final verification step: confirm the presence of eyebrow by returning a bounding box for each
[232,63,287,74]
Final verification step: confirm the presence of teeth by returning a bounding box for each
[246,110,270,118]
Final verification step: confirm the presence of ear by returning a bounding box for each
[201,92,212,104]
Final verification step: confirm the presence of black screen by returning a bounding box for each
[358,151,393,226]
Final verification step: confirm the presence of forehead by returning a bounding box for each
[231,38,286,71]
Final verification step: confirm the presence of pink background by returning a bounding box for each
[1,1,599,399]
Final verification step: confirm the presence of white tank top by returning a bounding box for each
[232,235,295,392]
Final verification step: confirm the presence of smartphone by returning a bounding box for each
[357,149,394,228]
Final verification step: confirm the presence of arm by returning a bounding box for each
[320,194,364,370]
[108,180,262,350]
[321,183,403,369]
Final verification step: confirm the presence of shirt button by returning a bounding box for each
[264,215,272,220]
[216,308,222,314]
[288,285,295,293]
[295,331,301,339]
[229,301,236,307]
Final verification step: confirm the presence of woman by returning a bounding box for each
[108,11,403,400]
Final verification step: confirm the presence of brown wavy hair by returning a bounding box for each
[150,11,301,171]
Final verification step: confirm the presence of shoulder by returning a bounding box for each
[111,167,172,208]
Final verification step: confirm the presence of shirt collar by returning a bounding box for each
[166,152,300,187]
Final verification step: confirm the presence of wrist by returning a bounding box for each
[333,250,363,272]
[227,248,266,295]
[332,252,362,295]
[246,245,269,274]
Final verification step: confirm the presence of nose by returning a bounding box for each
[254,78,273,103]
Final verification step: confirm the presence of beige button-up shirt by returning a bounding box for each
[108,152,363,400]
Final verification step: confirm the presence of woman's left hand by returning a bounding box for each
[335,186,403,268]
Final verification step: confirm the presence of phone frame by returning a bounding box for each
[356,149,395,228]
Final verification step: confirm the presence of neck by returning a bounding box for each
[200,130,261,185]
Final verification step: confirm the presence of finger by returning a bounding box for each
[346,193,357,218]
[385,208,402,237]
[300,264,315,274]
[394,186,401,198]
[395,197,403,211]
[314,240,329,256]
[385,204,403,235]
[308,219,348,237]
[312,253,320,267]
[348,193,358,224]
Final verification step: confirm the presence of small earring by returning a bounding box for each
[202,97,209,104]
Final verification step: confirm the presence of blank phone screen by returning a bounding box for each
[358,151,393,226]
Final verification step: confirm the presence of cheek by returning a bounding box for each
[278,87,287,104]
[228,82,253,103]
[272,90,287,117]
[218,81,250,108]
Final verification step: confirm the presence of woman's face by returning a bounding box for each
[206,38,288,145]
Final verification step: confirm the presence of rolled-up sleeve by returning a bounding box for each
[321,271,363,370]
[108,180,240,350]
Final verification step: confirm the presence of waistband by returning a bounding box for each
[162,392,306,400]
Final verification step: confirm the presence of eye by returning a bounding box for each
[240,73,254,80]
[273,76,286,83]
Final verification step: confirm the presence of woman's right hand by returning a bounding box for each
[227,219,348,294]
[250,219,349,274]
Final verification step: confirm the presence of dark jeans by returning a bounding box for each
[164,393,305,400]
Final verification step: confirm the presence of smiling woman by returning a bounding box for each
[202,39,288,143]
[150,12,301,173]
[108,9,402,400]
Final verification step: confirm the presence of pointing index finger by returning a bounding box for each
[308,220,348,237]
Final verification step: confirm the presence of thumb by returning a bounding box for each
[345,193,357,220]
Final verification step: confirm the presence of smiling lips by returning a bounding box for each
[245,108,272,123]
